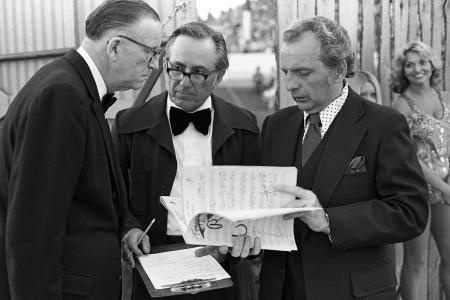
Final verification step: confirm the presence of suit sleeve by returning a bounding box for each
[6,84,87,299]
[327,113,429,249]
[111,115,142,236]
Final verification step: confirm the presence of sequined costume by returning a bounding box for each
[404,90,450,204]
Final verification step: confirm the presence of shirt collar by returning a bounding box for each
[77,46,107,100]
[303,80,349,135]
[166,95,213,117]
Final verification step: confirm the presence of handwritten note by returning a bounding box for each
[138,247,230,289]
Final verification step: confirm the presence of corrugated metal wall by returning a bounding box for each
[0,0,197,118]
[0,0,75,110]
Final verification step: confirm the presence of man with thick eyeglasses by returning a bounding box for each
[113,22,261,300]
[0,1,162,299]
[165,61,220,84]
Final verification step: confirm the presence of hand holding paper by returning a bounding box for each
[279,185,329,234]
[195,235,261,261]
[161,166,321,251]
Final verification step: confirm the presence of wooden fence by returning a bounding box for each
[276,0,449,108]
[276,1,448,299]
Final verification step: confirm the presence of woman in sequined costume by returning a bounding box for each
[392,41,450,299]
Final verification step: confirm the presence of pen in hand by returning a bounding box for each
[137,218,156,245]
[128,218,156,259]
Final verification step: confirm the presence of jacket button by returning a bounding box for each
[116,274,122,280]
[161,185,166,189]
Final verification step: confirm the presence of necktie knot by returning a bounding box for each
[308,113,321,126]
[169,106,211,136]
[101,93,117,113]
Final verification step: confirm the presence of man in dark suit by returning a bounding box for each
[0,1,162,299]
[112,22,261,299]
[258,16,429,300]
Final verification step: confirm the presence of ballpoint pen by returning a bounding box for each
[127,218,156,258]
[137,218,156,245]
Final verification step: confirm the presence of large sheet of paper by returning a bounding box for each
[138,247,230,289]
[160,166,321,251]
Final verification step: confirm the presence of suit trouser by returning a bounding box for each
[281,258,306,300]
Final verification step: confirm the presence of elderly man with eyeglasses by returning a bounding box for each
[112,22,261,300]
[0,1,162,299]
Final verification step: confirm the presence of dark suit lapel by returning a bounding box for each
[271,108,303,167]
[144,93,176,157]
[210,94,260,161]
[63,49,122,205]
[211,106,235,158]
[313,90,366,208]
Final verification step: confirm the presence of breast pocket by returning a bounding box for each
[128,169,151,214]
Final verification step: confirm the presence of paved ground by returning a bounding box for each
[214,83,275,130]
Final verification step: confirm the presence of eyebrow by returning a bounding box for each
[169,61,211,72]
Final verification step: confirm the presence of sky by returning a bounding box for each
[196,0,246,20]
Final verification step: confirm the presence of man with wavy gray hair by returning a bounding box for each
[258,16,428,300]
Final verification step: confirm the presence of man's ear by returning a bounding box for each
[330,61,347,82]
[106,37,121,62]
[214,69,226,87]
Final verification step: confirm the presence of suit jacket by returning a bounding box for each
[112,91,260,299]
[259,88,428,300]
[0,50,128,300]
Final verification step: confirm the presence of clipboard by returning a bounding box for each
[135,244,233,297]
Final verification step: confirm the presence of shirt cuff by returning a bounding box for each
[324,212,333,245]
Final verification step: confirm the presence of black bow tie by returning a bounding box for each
[169,106,211,136]
[101,93,117,113]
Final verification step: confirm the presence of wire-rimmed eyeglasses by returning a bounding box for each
[116,35,163,66]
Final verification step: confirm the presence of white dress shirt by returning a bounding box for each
[303,81,349,141]
[77,46,107,100]
[165,95,214,235]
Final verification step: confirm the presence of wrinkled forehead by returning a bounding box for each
[167,36,217,70]
[280,44,321,70]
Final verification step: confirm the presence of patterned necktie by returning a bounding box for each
[169,106,211,136]
[302,113,322,166]
[101,93,117,113]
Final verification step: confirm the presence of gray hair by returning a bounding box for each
[165,22,229,71]
[283,16,355,77]
[85,0,160,40]
[390,41,442,93]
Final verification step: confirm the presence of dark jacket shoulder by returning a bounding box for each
[211,94,259,134]
[115,92,259,134]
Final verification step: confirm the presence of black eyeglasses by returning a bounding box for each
[116,35,163,66]
[165,61,217,84]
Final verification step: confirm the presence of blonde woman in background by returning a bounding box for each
[349,70,383,104]
[391,41,450,300]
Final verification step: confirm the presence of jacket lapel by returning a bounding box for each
[312,89,366,208]
[211,97,235,157]
[144,93,176,157]
[271,108,303,167]
[64,50,123,211]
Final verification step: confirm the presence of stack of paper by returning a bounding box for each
[161,166,320,251]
